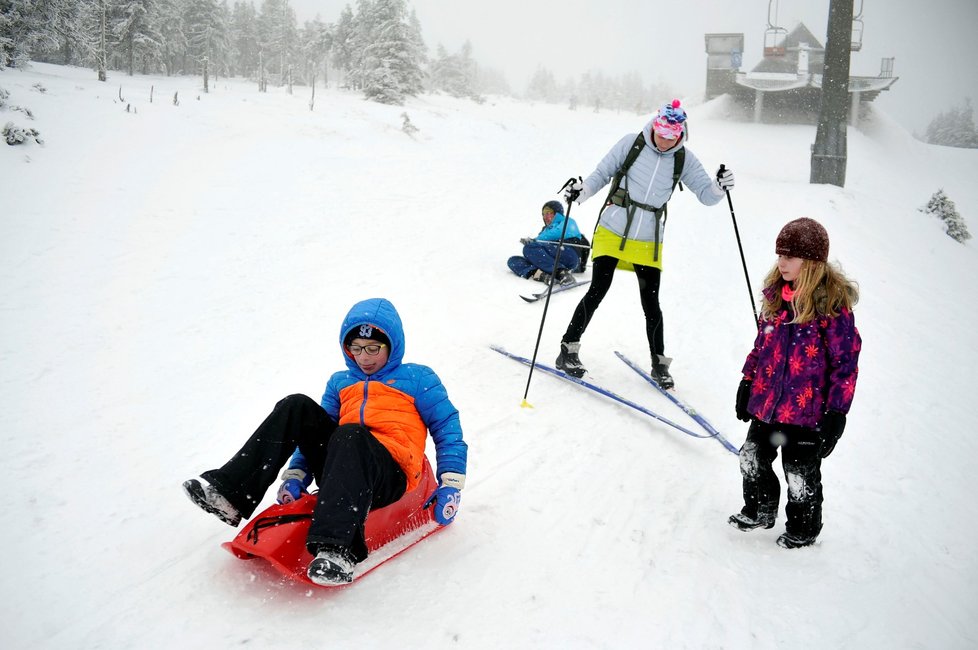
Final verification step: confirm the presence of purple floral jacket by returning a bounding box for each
[742,294,861,429]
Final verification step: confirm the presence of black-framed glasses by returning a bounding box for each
[347,343,386,356]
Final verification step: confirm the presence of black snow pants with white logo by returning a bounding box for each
[737,419,823,539]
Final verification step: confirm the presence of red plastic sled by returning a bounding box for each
[222,457,443,587]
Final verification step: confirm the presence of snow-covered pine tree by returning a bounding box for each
[21,0,91,66]
[229,1,259,79]
[300,17,332,88]
[184,0,229,86]
[112,0,164,75]
[256,0,297,86]
[924,99,978,149]
[345,0,378,92]
[330,5,355,88]
[361,0,424,105]
[1,0,51,69]
[921,189,972,243]
[525,67,557,103]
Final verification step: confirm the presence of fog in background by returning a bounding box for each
[291,0,978,134]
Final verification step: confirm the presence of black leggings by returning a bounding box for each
[562,255,665,356]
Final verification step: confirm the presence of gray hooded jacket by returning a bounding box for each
[576,118,725,244]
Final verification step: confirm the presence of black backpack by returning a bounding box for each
[565,233,591,272]
[600,133,685,262]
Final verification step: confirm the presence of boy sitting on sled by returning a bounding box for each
[183,297,467,585]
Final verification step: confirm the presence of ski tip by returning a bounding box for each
[520,399,534,409]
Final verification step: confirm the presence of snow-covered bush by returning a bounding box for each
[921,189,971,243]
[400,112,418,137]
[2,121,42,145]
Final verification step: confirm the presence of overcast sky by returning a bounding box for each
[289,0,978,133]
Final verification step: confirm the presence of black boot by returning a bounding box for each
[307,544,357,585]
[776,526,821,549]
[555,341,586,378]
[651,354,674,390]
[728,511,776,531]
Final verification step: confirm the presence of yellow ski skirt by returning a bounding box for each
[590,225,664,271]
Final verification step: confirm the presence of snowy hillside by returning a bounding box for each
[1,62,977,649]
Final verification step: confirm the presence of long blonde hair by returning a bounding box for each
[760,260,859,323]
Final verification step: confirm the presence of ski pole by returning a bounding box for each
[522,238,590,249]
[521,178,580,408]
[719,164,759,324]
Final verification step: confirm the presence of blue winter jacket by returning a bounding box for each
[537,212,582,242]
[289,298,466,490]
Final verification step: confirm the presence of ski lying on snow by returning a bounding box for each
[520,280,591,303]
[490,345,713,440]
[614,351,739,455]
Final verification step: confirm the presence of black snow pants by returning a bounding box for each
[202,394,407,562]
[737,419,824,539]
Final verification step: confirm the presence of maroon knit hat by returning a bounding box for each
[775,218,829,262]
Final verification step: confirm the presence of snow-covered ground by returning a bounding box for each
[2,62,976,649]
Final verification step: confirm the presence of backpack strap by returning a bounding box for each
[597,133,686,263]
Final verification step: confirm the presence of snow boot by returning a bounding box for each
[650,354,675,390]
[555,268,574,286]
[307,545,356,585]
[777,523,822,549]
[728,512,776,531]
[182,478,242,527]
[530,269,552,284]
[555,341,586,378]
[776,531,819,549]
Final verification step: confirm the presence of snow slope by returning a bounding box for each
[1,62,977,649]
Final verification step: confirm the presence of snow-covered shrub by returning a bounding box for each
[921,189,971,243]
[401,112,418,137]
[0,86,8,108]
[3,121,42,145]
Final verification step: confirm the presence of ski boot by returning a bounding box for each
[650,354,675,390]
[555,341,586,378]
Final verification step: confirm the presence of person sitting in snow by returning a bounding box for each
[183,297,467,585]
[554,99,735,389]
[507,200,589,286]
[728,218,861,549]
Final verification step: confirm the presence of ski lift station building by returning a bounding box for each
[704,22,898,125]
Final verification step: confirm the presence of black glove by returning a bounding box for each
[735,379,753,422]
[819,411,847,458]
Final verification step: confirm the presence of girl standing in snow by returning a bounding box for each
[729,218,861,549]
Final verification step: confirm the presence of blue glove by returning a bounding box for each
[426,485,461,525]
[276,467,312,504]
[425,471,465,525]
